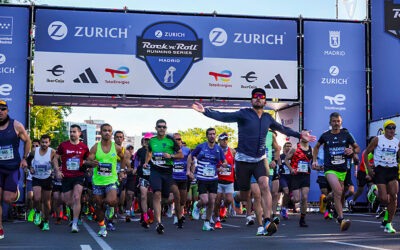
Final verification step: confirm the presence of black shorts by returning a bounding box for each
[52,180,62,192]
[125,175,137,192]
[83,175,93,191]
[235,160,267,191]
[279,174,291,190]
[374,166,399,185]
[344,170,353,187]
[172,179,188,191]
[62,175,84,193]
[150,168,173,198]
[317,175,329,189]
[357,170,367,187]
[117,179,126,196]
[291,174,310,190]
[32,177,53,191]
[198,180,218,194]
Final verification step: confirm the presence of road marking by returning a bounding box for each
[297,233,344,237]
[82,222,112,250]
[344,213,373,217]
[241,236,287,239]
[221,223,241,228]
[326,240,391,250]
[80,245,93,250]
[352,219,381,224]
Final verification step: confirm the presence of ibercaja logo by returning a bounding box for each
[137,21,203,90]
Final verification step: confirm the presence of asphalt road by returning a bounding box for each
[1,212,400,250]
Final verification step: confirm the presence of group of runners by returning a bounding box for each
[0,88,398,239]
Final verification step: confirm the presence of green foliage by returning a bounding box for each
[178,125,237,150]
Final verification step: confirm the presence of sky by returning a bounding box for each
[29,0,367,136]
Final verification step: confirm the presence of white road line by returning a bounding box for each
[221,223,241,228]
[80,245,93,250]
[344,213,374,217]
[352,219,381,224]
[82,222,113,250]
[326,240,391,250]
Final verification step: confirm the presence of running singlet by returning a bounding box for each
[56,141,89,178]
[0,119,21,170]
[135,146,150,179]
[148,135,180,173]
[173,146,191,180]
[374,135,399,167]
[318,130,355,173]
[290,144,312,174]
[32,147,52,179]
[191,142,225,181]
[218,147,234,183]
[93,142,118,186]
[280,153,291,175]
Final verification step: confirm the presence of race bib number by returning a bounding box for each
[297,161,309,173]
[152,152,166,165]
[220,164,232,176]
[202,164,215,177]
[329,147,345,165]
[97,163,112,177]
[0,145,14,160]
[382,148,397,163]
[35,164,50,175]
[66,158,80,171]
[173,162,185,173]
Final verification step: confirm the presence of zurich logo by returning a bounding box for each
[209,27,227,46]
[137,21,203,90]
[48,21,68,40]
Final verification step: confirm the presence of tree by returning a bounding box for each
[178,125,237,149]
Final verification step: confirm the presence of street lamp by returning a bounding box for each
[34,107,59,139]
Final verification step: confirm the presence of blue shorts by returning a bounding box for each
[279,174,291,189]
[93,183,118,196]
[26,180,33,192]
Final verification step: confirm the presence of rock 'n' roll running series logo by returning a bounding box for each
[137,22,203,90]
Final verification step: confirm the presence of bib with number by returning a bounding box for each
[97,163,112,177]
[0,145,14,161]
[220,164,232,176]
[173,162,185,173]
[35,164,51,175]
[152,152,166,166]
[382,148,397,163]
[202,164,216,177]
[297,161,309,173]
[329,148,345,165]
[66,158,80,171]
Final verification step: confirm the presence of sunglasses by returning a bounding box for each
[157,125,167,129]
[386,126,396,130]
[252,94,266,99]
[175,138,182,141]
[0,107,7,111]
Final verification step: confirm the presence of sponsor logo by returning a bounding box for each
[105,67,130,84]
[324,94,346,111]
[324,30,346,56]
[209,70,232,88]
[0,54,6,65]
[241,71,257,82]
[0,16,13,45]
[234,33,284,45]
[321,65,348,85]
[264,74,287,89]
[73,68,98,83]
[137,22,202,90]
[209,27,228,46]
[48,21,68,40]
[385,0,400,39]
[0,84,12,96]
[46,65,65,83]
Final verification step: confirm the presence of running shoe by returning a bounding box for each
[42,222,49,231]
[319,194,327,213]
[220,206,227,219]
[156,223,165,234]
[34,213,42,226]
[106,222,115,231]
[381,220,388,229]
[0,229,4,239]
[273,216,280,225]
[281,208,288,220]
[202,221,214,231]
[167,205,173,218]
[367,185,377,204]
[215,221,222,229]
[201,208,207,220]
[28,209,35,222]
[66,206,71,221]
[348,200,354,213]
[106,207,115,220]
[98,226,107,237]
[177,218,184,229]
[263,220,277,236]
[71,223,79,233]
[173,216,178,225]
[192,201,200,220]
[340,219,351,231]
[233,192,241,209]
[384,223,396,234]
[376,207,386,219]
[256,226,264,236]
[246,215,255,226]
[210,216,215,225]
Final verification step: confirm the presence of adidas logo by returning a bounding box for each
[264,74,287,89]
[73,68,98,83]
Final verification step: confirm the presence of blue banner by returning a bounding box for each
[303,21,366,202]
[371,0,400,119]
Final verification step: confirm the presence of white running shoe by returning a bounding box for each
[71,223,79,233]
[192,201,200,220]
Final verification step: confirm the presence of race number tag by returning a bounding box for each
[0,145,14,160]
[152,152,166,165]
[66,158,80,171]
[220,164,232,176]
[382,148,397,163]
[173,162,185,173]
[329,148,345,165]
[297,161,309,173]
[97,163,112,177]
[35,164,50,175]
[201,162,215,177]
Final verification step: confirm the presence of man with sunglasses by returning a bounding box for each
[363,120,400,234]
[192,88,315,236]
[144,119,183,234]
[0,101,31,239]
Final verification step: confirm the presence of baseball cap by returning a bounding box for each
[383,120,396,130]
[126,144,134,149]
[143,133,154,139]
[0,101,7,107]
[251,88,266,97]
[218,133,229,140]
